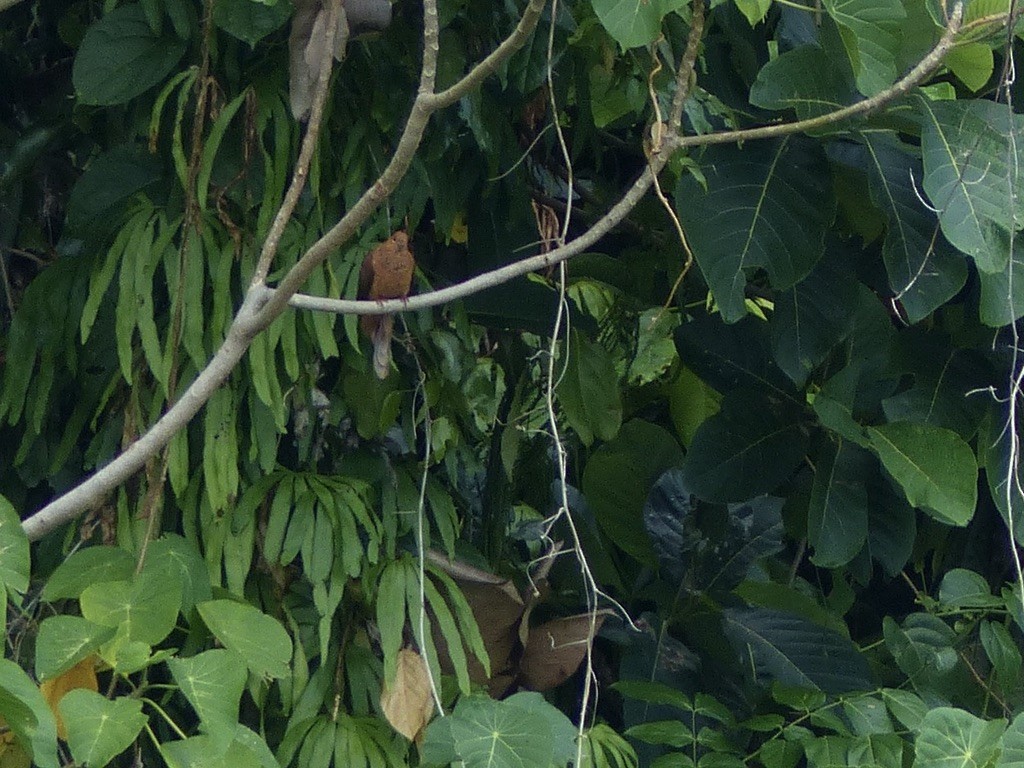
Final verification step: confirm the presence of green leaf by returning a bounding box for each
[944,42,994,91]
[734,0,773,26]
[750,46,854,120]
[60,690,146,768]
[66,146,162,234]
[770,251,858,387]
[168,650,247,750]
[914,708,1004,768]
[73,4,188,105]
[979,403,1024,545]
[808,440,871,568]
[197,600,292,679]
[804,734,903,768]
[582,419,683,562]
[978,237,1024,327]
[626,721,693,748]
[35,616,116,681]
[920,98,1024,272]
[42,547,135,601]
[0,658,59,768]
[980,620,1022,697]
[591,0,689,49]
[1000,712,1024,768]
[867,422,977,526]
[676,138,835,323]
[79,566,182,645]
[0,494,29,595]
[557,328,623,446]
[213,0,292,46]
[667,365,721,448]
[681,389,808,503]
[937,568,1000,609]
[421,694,557,768]
[823,0,905,95]
[629,309,681,386]
[722,608,872,693]
[880,688,927,731]
[203,386,240,513]
[882,614,960,698]
[856,135,967,323]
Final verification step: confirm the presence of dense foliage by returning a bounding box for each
[1,0,1024,764]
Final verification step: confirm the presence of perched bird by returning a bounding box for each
[359,231,415,379]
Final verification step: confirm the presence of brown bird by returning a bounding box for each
[359,231,415,379]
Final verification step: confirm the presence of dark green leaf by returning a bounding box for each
[722,607,872,693]
[682,389,808,503]
[583,419,683,562]
[978,237,1024,327]
[66,146,162,234]
[73,4,188,105]
[557,328,623,446]
[751,46,854,120]
[808,440,871,568]
[591,0,689,49]
[213,0,292,46]
[676,139,835,323]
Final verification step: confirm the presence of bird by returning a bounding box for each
[359,231,415,379]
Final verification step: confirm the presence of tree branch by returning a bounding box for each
[275,3,962,319]
[21,0,548,541]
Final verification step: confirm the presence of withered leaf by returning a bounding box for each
[381,648,435,741]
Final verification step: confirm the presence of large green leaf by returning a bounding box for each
[978,237,1024,327]
[808,440,871,568]
[557,328,623,446]
[882,614,962,699]
[590,0,689,49]
[681,389,808,503]
[421,693,570,768]
[914,708,1004,768]
[751,45,855,121]
[880,335,986,440]
[197,600,292,679]
[770,251,858,387]
[213,0,292,46]
[60,690,147,768]
[978,402,1024,545]
[722,607,872,693]
[72,4,188,105]
[867,422,977,526]
[65,146,163,235]
[856,135,967,323]
[582,419,683,562]
[79,565,182,646]
[0,658,59,768]
[0,494,29,595]
[167,650,247,750]
[41,546,135,601]
[35,616,116,681]
[675,138,835,323]
[676,315,796,400]
[919,98,1024,272]
[823,0,905,95]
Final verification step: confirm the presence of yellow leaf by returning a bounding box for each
[380,648,434,741]
[39,656,98,740]
[447,212,468,245]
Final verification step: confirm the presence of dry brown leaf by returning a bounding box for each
[39,656,99,740]
[518,612,611,692]
[380,648,434,741]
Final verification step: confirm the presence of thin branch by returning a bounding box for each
[0,0,26,12]
[250,0,342,287]
[668,0,705,134]
[20,0,547,542]
[672,2,962,149]
[276,3,962,319]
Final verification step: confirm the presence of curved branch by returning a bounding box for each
[276,4,963,319]
[21,0,549,541]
